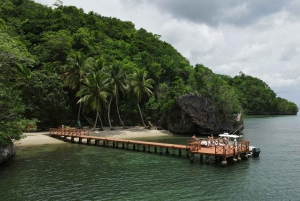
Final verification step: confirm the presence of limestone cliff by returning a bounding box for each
[159,94,243,135]
[0,143,15,164]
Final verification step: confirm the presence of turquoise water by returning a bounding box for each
[1,115,299,201]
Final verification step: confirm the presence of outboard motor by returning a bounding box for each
[252,147,261,157]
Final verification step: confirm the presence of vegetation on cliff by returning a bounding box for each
[0,0,298,145]
[222,72,298,115]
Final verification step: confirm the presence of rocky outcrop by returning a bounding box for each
[159,94,242,135]
[0,143,15,164]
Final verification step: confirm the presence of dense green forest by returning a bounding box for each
[0,0,298,146]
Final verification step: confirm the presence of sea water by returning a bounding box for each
[0,115,299,201]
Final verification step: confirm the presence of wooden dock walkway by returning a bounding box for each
[49,128,250,165]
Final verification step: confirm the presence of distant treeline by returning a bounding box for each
[0,0,298,146]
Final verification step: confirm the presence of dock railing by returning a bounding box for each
[49,128,90,136]
[186,140,201,152]
[240,140,250,152]
[215,145,224,155]
[215,140,250,156]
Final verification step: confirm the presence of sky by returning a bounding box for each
[35,0,300,107]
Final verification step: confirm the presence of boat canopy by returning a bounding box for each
[219,133,243,138]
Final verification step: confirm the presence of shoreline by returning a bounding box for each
[14,127,172,147]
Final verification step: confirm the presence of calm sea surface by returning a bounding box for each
[1,114,299,201]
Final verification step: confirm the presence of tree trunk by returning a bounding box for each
[78,100,82,122]
[91,112,99,131]
[84,114,94,126]
[116,97,125,128]
[107,96,113,129]
[98,114,104,130]
[137,103,146,127]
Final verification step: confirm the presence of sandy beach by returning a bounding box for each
[14,127,171,147]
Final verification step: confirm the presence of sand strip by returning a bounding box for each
[15,127,171,147]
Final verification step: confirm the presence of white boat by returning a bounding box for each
[200,139,225,147]
[200,132,241,147]
[200,132,242,146]
[219,132,243,139]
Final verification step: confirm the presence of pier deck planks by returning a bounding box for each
[49,128,249,159]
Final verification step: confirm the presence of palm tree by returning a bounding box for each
[87,57,108,129]
[60,52,87,126]
[76,71,110,130]
[107,61,128,129]
[130,68,154,127]
[85,56,106,74]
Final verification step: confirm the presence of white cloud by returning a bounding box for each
[233,44,269,62]
[262,74,300,88]
[159,20,225,64]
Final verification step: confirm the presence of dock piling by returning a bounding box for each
[237,154,241,162]
[222,158,227,166]
[190,153,194,163]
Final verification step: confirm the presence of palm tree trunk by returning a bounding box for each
[98,114,104,130]
[77,101,82,128]
[137,103,146,127]
[116,97,125,128]
[78,100,81,121]
[92,111,99,131]
[84,114,94,126]
[107,96,113,129]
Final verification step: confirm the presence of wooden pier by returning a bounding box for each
[49,128,250,165]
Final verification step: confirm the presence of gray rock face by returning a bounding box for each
[159,94,242,135]
[0,143,15,164]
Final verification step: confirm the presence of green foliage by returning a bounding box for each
[228,72,298,115]
[0,19,34,145]
[159,77,191,114]
[0,87,25,146]
[129,68,155,103]
[106,61,128,127]
[0,0,14,20]
[76,71,110,129]
[16,70,70,129]
[77,71,110,114]
[61,51,88,90]
[20,118,40,132]
[40,30,73,62]
[128,68,154,127]
[0,23,34,81]
[271,97,298,115]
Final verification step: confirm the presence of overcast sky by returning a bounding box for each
[35,0,300,107]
